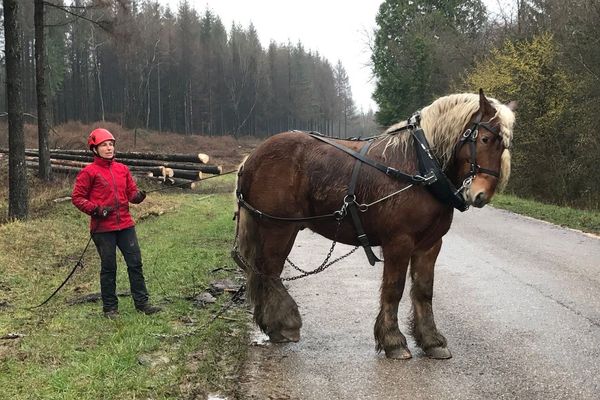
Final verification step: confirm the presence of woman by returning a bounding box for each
[72,128,161,319]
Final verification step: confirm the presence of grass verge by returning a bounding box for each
[0,176,248,399]
[491,193,600,235]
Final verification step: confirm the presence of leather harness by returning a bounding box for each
[237,114,503,265]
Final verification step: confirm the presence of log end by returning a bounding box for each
[198,153,210,164]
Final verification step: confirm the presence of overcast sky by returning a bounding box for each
[159,0,516,113]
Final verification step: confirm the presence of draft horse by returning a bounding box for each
[232,90,516,359]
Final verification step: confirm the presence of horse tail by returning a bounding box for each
[230,158,264,311]
[231,155,255,275]
[233,156,248,231]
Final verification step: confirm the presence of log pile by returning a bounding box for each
[1,148,222,190]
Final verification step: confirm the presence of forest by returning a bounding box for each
[2,0,599,220]
[372,0,599,209]
[0,0,374,138]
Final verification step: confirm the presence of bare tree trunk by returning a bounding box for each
[157,60,162,133]
[34,0,52,181]
[91,27,105,122]
[4,0,29,219]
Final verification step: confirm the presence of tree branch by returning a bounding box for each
[43,1,112,32]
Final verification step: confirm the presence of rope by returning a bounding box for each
[144,169,238,194]
[29,235,94,309]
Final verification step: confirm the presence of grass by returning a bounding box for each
[491,193,600,235]
[0,175,249,399]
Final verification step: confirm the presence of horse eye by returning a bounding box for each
[482,136,489,144]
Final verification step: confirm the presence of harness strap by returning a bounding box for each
[413,127,469,212]
[308,133,435,185]
[237,194,340,222]
[346,142,381,265]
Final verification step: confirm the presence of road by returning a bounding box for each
[238,206,600,400]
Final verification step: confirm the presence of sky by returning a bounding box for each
[159,0,516,113]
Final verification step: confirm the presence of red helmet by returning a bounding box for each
[87,128,115,149]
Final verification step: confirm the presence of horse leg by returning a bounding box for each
[233,209,302,342]
[374,238,413,359]
[409,239,452,359]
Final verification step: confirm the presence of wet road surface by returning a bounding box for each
[238,207,600,399]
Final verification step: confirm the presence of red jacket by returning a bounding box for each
[72,157,141,233]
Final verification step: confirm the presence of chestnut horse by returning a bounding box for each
[232,91,516,359]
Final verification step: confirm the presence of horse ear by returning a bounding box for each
[479,88,488,107]
[506,100,518,111]
[478,88,494,114]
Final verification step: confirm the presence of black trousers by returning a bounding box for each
[92,227,149,311]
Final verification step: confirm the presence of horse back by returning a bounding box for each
[238,131,453,249]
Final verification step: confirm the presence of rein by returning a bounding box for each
[29,236,94,309]
[144,169,238,193]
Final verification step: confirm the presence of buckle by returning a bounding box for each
[415,170,437,185]
[386,167,398,178]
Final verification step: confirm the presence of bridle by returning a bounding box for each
[453,112,505,193]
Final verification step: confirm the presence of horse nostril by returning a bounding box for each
[474,192,487,207]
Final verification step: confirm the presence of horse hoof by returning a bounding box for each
[426,346,452,359]
[385,347,412,360]
[269,329,300,343]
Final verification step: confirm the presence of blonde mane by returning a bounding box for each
[376,92,515,190]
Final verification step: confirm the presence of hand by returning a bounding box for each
[92,206,112,218]
[132,190,146,204]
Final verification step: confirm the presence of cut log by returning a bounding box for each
[26,156,90,169]
[167,177,197,189]
[101,157,216,171]
[152,175,195,189]
[26,156,168,177]
[197,164,221,175]
[127,165,168,177]
[25,162,81,175]
[31,148,210,163]
[171,169,202,181]
[19,150,220,172]
[137,174,167,184]
[50,159,89,168]
[29,152,93,163]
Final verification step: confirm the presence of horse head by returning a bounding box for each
[451,90,517,208]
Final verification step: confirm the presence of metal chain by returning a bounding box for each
[283,246,359,281]
[283,219,359,281]
[231,184,417,281]
[231,218,359,282]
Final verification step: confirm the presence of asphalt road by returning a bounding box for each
[238,206,600,400]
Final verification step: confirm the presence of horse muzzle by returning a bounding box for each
[465,189,490,208]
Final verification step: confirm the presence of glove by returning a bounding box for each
[131,190,147,204]
[92,206,112,218]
